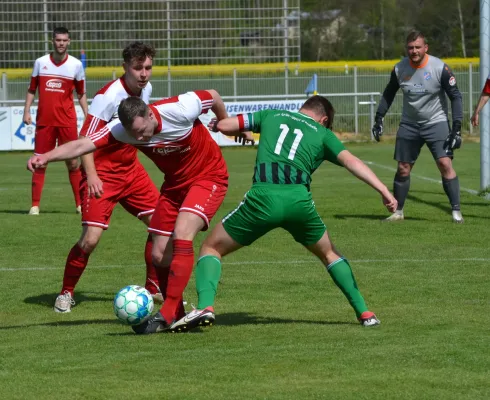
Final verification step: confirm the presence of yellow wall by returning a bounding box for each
[1,58,480,79]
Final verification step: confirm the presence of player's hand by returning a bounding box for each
[87,175,104,198]
[235,131,255,146]
[23,112,32,125]
[443,121,462,153]
[27,155,48,172]
[371,116,383,142]
[470,113,479,127]
[382,191,398,213]
[207,117,219,132]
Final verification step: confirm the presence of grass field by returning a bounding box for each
[1,143,489,399]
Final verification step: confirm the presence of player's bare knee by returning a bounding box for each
[78,236,99,254]
[436,158,455,178]
[397,162,412,177]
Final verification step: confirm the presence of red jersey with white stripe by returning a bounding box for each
[28,54,85,127]
[88,90,228,190]
[484,73,490,94]
[79,78,152,175]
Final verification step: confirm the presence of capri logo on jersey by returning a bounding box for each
[152,145,183,155]
[46,79,63,89]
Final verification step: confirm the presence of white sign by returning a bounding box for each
[10,106,86,151]
[0,107,11,150]
[2,100,306,150]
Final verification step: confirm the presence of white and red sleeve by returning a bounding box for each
[177,90,213,122]
[79,115,108,138]
[86,124,118,149]
[28,59,40,92]
[74,62,86,95]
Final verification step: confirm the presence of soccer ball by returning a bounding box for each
[113,285,154,325]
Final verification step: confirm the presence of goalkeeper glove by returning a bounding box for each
[372,115,383,142]
[443,121,462,154]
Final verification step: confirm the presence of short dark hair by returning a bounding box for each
[118,97,149,129]
[406,30,426,45]
[53,27,70,38]
[122,42,156,64]
[300,95,335,129]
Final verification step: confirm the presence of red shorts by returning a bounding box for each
[81,164,159,229]
[34,125,78,155]
[148,179,228,237]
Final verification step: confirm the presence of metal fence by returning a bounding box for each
[0,63,482,135]
[0,0,301,68]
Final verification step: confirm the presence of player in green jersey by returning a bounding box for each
[171,95,397,331]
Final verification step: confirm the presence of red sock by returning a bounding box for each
[31,168,46,207]
[160,239,194,323]
[61,243,90,295]
[144,235,160,295]
[68,168,82,206]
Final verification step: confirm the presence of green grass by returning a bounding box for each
[0,143,489,399]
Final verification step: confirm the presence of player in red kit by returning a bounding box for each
[23,27,88,216]
[471,72,490,127]
[52,42,161,313]
[27,90,236,331]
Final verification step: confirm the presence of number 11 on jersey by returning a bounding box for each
[274,124,303,160]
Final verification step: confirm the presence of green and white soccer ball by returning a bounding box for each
[113,285,154,325]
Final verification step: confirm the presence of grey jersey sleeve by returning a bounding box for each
[376,69,400,119]
[440,64,463,123]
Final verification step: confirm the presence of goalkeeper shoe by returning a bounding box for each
[358,311,380,327]
[54,291,75,313]
[171,306,215,333]
[452,210,464,224]
[384,210,404,222]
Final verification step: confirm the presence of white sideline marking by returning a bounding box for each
[363,160,489,199]
[1,258,489,272]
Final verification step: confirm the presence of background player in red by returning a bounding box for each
[470,72,490,127]
[52,42,162,313]
[27,89,239,332]
[23,27,88,216]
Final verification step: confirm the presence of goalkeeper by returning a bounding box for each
[170,95,397,332]
[371,30,464,223]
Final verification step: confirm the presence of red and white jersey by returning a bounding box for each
[80,78,152,175]
[28,54,85,127]
[88,90,228,190]
[484,73,490,94]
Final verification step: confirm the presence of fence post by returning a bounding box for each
[354,66,358,134]
[469,62,473,135]
[233,68,237,101]
[168,69,172,97]
[285,66,289,99]
[370,93,375,131]
[112,70,116,80]
[0,73,7,106]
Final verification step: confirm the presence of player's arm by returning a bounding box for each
[79,115,108,198]
[23,61,39,125]
[337,150,397,213]
[372,68,399,141]
[77,92,89,118]
[207,89,228,121]
[441,65,463,151]
[471,77,490,127]
[27,136,97,172]
[209,115,255,144]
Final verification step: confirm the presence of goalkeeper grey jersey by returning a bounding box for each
[376,55,463,126]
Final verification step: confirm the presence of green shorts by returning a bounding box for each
[222,183,326,246]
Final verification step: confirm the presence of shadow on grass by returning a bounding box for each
[333,214,426,221]
[216,312,355,327]
[0,209,64,214]
[24,292,114,309]
[0,318,121,330]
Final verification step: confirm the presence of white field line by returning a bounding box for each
[363,160,490,199]
[0,258,489,272]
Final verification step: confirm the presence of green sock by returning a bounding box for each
[196,255,222,309]
[327,258,368,318]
